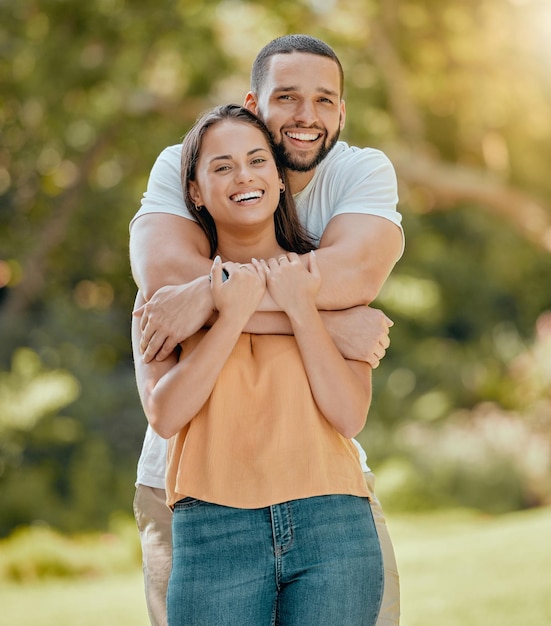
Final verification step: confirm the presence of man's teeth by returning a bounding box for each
[286,131,320,141]
[231,190,263,202]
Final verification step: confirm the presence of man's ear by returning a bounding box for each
[339,100,346,131]
[244,92,259,115]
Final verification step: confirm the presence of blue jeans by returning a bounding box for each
[167,494,384,626]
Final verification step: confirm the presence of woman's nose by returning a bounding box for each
[235,164,254,183]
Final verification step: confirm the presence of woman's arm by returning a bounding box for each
[256,253,372,438]
[133,259,266,439]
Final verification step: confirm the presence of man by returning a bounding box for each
[130,35,404,626]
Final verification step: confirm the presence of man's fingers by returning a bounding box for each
[155,338,179,362]
[141,331,178,363]
[140,309,150,333]
[140,322,154,352]
[140,333,164,363]
[368,341,388,368]
[142,331,163,362]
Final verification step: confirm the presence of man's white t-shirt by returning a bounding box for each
[133,141,404,489]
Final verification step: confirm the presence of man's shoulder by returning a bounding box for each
[319,141,394,180]
[154,143,182,166]
[325,141,391,166]
[146,144,183,185]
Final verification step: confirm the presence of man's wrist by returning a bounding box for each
[194,274,216,313]
[319,309,339,339]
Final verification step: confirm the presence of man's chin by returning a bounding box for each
[277,132,339,173]
[285,158,318,173]
[279,148,322,173]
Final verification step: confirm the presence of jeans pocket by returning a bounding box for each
[173,496,204,511]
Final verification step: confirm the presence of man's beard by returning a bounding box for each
[273,127,341,173]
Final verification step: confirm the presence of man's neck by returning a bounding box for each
[287,168,317,195]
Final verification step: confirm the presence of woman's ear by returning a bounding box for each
[188,181,201,205]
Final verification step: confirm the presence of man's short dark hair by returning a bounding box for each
[250,34,344,97]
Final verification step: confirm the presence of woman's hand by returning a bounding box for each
[210,257,266,326]
[255,252,320,321]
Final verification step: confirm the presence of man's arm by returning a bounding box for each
[307,213,403,309]
[130,213,211,298]
[131,212,398,363]
[130,214,219,358]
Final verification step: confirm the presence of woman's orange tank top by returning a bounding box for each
[166,332,370,509]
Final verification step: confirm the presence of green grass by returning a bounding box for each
[0,571,150,626]
[1,508,549,625]
[392,507,551,626]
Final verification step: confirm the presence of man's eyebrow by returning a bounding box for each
[273,85,339,98]
[208,147,269,164]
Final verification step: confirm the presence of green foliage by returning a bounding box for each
[0,347,80,434]
[0,513,141,583]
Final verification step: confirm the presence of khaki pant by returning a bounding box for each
[365,472,401,625]
[133,475,400,626]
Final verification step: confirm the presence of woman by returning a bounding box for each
[132,104,383,625]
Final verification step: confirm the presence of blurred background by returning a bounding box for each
[1,0,550,624]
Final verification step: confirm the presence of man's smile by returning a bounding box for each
[285,130,323,142]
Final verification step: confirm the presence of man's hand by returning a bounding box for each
[322,306,393,367]
[133,277,214,363]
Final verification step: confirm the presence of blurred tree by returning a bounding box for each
[0,0,234,533]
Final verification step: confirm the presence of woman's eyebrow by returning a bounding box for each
[208,147,269,164]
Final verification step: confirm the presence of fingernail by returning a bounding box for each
[213,255,221,264]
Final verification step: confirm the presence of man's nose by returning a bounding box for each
[293,100,318,125]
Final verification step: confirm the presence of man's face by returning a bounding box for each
[245,52,346,173]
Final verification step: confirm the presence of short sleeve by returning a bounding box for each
[129,144,194,231]
[331,149,404,255]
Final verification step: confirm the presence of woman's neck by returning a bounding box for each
[216,232,286,264]
[216,245,286,264]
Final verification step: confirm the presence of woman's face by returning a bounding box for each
[189,120,283,235]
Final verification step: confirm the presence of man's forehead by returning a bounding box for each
[264,52,341,93]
